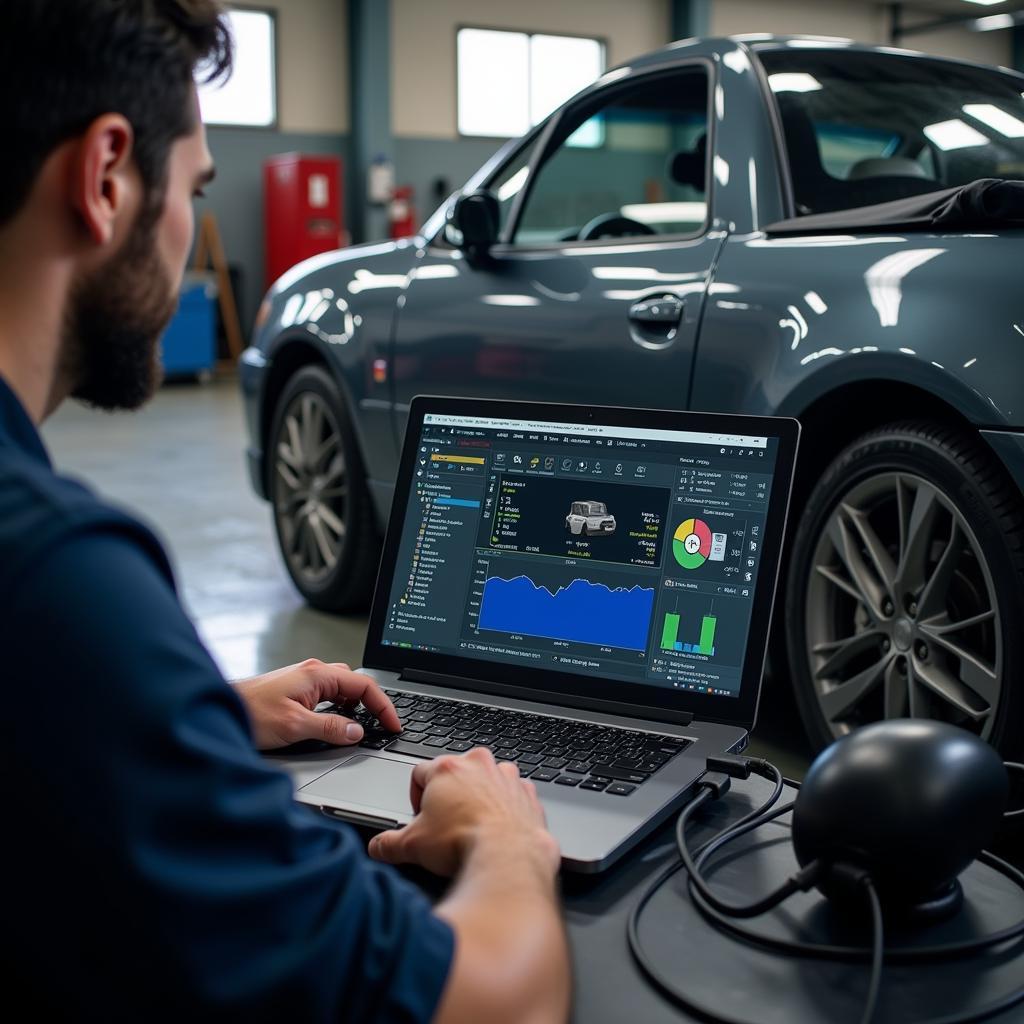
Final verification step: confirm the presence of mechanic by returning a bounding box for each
[0,3,569,1022]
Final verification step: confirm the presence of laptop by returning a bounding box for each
[269,397,800,872]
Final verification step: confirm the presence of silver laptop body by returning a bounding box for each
[269,397,800,873]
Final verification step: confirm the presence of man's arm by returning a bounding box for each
[5,528,454,1023]
[233,662,572,1023]
[370,752,572,1024]
[433,830,570,1024]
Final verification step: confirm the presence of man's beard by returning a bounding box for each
[63,202,180,411]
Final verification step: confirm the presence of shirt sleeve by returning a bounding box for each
[5,525,453,1023]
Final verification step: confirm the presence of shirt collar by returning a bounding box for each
[0,375,52,468]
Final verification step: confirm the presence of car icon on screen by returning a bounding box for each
[566,500,616,536]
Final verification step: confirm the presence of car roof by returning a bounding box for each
[615,34,1024,80]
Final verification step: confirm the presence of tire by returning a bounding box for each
[268,365,378,612]
[784,420,1024,758]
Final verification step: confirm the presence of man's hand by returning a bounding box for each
[368,747,560,877]
[232,659,401,751]
[371,748,568,1024]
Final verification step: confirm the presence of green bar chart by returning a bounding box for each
[661,613,681,650]
[660,609,717,655]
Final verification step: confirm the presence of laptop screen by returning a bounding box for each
[367,401,798,722]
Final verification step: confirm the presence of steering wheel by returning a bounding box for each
[577,213,657,241]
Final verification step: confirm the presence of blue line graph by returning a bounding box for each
[478,575,655,651]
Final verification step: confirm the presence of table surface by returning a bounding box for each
[399,776,1024,1024]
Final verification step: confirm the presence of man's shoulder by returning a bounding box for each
[0,446,172,591]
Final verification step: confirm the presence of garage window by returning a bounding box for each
[457,28,605,141]
[198,8,276,128]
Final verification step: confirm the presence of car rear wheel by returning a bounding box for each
[268,365,378,612]
[785,421,1024,758]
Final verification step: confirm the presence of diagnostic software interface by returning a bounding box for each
[380,413,780,698]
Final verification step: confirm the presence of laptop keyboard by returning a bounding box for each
[328,690,691,797]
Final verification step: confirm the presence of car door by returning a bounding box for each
[390,62,724,430]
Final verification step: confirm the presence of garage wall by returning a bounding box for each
[709,0,887,43]
[197,0,350,334]
[708,0,1014,68]
[389,0,670,221]
[275,0,349,134]
[906,23,1013,68]
[391,0,669,138]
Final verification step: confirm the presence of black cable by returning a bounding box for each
[710,759,785,841]
[860,880,884,1024]
[1005,762,1024,819]
[628,761,1024,1024]
[690,848,1024,964]
[674,786,821,917]
[627,772,805,1024]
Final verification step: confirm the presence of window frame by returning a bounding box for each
[199,4,279,132]
[454,24,608,142]
[425,129,546,252]
[499,59,717,252]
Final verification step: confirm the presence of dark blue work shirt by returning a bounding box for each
[0,377,453,1022]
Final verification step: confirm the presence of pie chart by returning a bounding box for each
[673,517,712,569]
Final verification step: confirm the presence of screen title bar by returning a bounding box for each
[423,413,769,448]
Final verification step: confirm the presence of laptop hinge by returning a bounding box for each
[398,668,695,727]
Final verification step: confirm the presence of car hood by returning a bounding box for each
[266,237,415,300]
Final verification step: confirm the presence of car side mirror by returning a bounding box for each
[447,190,499,267]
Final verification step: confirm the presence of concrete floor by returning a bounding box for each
[42,376,814,779]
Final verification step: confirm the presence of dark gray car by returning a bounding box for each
[240,37,1024,757]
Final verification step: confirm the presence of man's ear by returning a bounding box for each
[70,114,136,246]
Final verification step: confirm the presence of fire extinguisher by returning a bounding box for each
[388,185,417,239]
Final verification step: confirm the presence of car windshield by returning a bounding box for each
[758,48,1024,216]
[586,502,607,514]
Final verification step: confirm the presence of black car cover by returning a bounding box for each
[765,178,1024,235]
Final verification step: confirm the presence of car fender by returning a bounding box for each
[245,239,421,502]
[692,230,1024,432]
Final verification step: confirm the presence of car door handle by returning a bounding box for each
[628,296,685,325]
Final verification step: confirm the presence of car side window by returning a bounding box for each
[512,68,709,245]
[760,48,1024,216]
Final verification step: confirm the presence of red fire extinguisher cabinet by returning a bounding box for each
[263,154,344,288]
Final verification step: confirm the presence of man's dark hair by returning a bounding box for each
[0,1,232,227]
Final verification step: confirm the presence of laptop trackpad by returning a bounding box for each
[299,754,415,818]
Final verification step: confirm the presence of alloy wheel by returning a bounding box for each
[805,472,1001,741]
[273,390,348,584]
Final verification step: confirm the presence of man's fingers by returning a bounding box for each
[409,758,436,815]
[312,663,402,733]
[368,826,409,865]
[297,707,364,746]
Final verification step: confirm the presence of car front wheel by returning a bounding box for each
[268,364,378,612]
[785,421,1024,758]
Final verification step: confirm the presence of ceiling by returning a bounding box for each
[891,0,1024,14]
